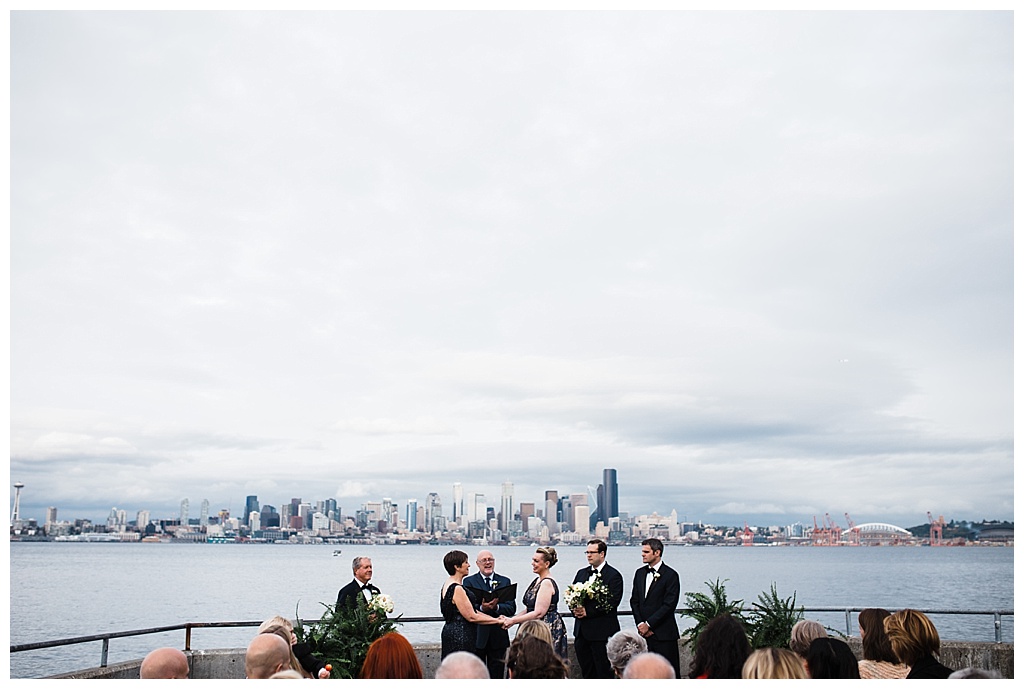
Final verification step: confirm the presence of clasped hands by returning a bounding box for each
[637,622,654,638]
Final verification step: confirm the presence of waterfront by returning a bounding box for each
[8,542,1013,679]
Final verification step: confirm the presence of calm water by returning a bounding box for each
[8,542,1014,679]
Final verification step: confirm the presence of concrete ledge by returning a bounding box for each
[47,638,1014,679]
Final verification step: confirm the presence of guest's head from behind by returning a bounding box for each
[622,652,676,679]
[605,629,648,678]
[859,608,900,665]
[140,647,189,679]
[741,647,808,679]
[789,619,828,657]
[804,636,860,679]
[515,619,554,646]
[505,634,568,679]
[883,608,941,667]
[359,631,423,679]
[352,556,373,584]
[688,613,752,679]
[258,623,307,677]
[269,669,304,679]
[246,633,292,679]
[534,546,558,568]
[435,651,490,679]
[443,549,470,575]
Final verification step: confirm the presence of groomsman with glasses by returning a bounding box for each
[629,538,681,678]
[570,538,624,679]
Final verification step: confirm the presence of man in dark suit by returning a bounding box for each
[570,538,624,679]
[463,549,516,679]
[629,538,681,678]
[336,555,381,611]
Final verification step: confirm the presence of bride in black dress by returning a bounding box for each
[440,550,507,658]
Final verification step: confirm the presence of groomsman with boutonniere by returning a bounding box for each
[464,550,516,678]
[629,538,681,678]
[336,556,382,611]
[570,538,624,679]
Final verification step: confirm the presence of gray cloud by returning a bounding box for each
[9,11,1012,530]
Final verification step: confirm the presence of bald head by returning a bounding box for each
[435,651,489,679]
[623,652,676,679]
[246,633,291,679]
[140,647,189,679]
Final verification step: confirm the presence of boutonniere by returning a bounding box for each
[491,579,499,589]
[652,571,661,582]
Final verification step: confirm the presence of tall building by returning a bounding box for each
[325,498,338,522]
[11,482,24,522]
[428,492,444,533]
[45,506,58,532]
[568,494,588,532]
[136,509,150,530]
[544,490,559,532]
[200,499,210,529]
[180,498,189,526]
[260,505,279,529]
[602,468,619,522]
[245,495,260,522]
[473,493,487,523]
[452,483,464,522]
[500,481,514,532]
[406,499,418,531]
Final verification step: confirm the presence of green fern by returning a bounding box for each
[294,599,402,679]
[746,583,804,649]
[679,578,748,650]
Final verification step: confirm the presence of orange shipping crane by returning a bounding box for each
[824,513,843,546]
[928,512,945,546]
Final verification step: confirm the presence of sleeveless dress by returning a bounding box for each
[440,582,477,658]
[523,576,568,660]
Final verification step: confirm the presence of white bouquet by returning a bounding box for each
[368,593,394,615]
[564,574,613,612]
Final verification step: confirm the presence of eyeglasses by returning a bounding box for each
[478,558,495,563]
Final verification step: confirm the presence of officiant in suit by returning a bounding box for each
[629,538,681,678]
[571,538,624,679]
[336,556,381,611]
[463,550,516,678]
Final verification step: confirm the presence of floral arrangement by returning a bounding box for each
[564,574,613,612]
[368,593,395,615]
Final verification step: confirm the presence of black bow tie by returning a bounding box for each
[646,566,656,574]
[362,583,373,590]
[591,568,600,575]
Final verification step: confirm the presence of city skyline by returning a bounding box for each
[10,12,1013,530]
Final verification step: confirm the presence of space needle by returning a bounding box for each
[12,482,25,523]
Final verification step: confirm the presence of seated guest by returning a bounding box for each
[622,652,676,679]
[883,609,954,679]
[435,651,490,679]
[259,616,329,679]
[505,634,568,679]
[515,619,554,646]
[246,633,292,679]
[741,647,808,679]
[857,608,909,679]
[139,647,189,679]
[789,619,828,657]
[359,632,423,679]
[804,637,860,679]
[605,629,648,678]
[687,613,751,679]
[269,669,305,679]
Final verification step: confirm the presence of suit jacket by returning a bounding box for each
[571,563,623,640]
[629,562,680,641]
[336,579,381,612]
[463,571,516,650]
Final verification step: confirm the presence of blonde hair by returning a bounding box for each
[258,616,294,634]
[884,609,941,665]
[742,647,808,679]
[516,619,554,646]
[535,546,558,567]
[258,618,309,678]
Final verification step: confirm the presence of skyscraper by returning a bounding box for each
[500,481,514,532]
[452,483,464,522]
[406,499,418,531]
[180,498,189,526]
[245,495,260,523]
[602,468,619,522]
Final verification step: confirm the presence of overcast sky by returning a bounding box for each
[9,10,1013,529]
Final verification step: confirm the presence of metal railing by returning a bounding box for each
[10,608,1014,670]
